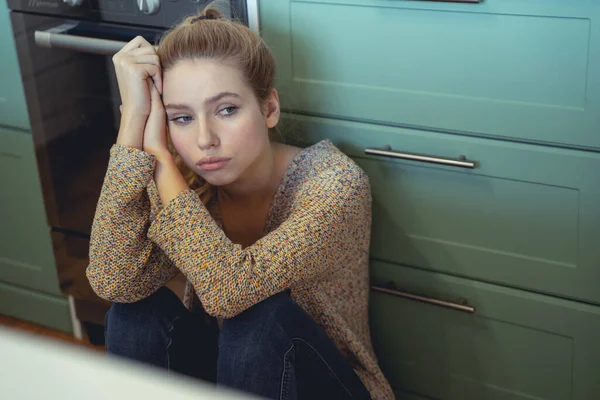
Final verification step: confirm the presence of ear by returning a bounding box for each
[264,89,280,129]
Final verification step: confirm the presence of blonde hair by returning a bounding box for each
[156,4,276,204]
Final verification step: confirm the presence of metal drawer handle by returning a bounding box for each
[415,0,481,3]
[371,285,476,314]
[365,146,476,169]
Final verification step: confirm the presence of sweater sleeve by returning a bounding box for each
[86,144,179,303]
[147,167,371,319]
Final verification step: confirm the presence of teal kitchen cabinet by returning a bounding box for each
[0,128,61,295]
[0,0,29,130]
[283,114,600,306]
[261,0,600,398]
[0,127,71,331]
[261,0,600,149]
[370,260,600,400]
[0,2,70,331]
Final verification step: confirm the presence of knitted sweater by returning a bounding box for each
[87,139,394,399]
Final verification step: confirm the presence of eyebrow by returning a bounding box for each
[164,92,241,111]
[205,91,241,105]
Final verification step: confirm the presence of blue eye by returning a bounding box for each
[219,106,238,117]
[170,116,193,126]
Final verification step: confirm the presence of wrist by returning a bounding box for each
[154,154,188,207]
[121,106,149,120]
[151,150,175,165]
[117,112,148,149]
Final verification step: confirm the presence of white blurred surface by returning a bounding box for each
[0,326,260,400]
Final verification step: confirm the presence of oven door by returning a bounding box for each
[10,12,164,315]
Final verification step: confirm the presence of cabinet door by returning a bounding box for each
[370,260,600,400]
[0,127,61,295]
[0,1,30,130]
[261,0,600,149]
[281,114,600,305]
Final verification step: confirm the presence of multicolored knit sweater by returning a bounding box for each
[87,139,394,399]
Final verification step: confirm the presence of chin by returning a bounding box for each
[200,171,238,187]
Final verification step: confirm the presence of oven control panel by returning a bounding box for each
[63,0,83,6]
[92,0,138,15]
[7,0,246,29]
[137,0,160,15]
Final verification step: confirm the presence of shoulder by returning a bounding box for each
[301,140,369,190]
[289,140,371,205]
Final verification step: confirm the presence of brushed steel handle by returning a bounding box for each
[418,0,481,2]
[364,147,476,169]
[35,23,158,56]
[371,285,475,314]
[36,30,127,56]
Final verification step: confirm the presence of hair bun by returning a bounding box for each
[188,7,224,24]
[202,7,223,20]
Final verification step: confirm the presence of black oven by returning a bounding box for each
[7,0,247,334]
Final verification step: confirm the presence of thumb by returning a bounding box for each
[150,83,163,111]
[148,82,164,119]
[145,82,166,136]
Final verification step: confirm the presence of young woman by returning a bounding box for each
[87,6,394,400]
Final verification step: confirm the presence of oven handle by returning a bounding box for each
[34,23,157,56]
[35,31,126,56]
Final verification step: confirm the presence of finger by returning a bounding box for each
[132,55,160,68]
[128,49,162,92]
[130,46,159,57]
[153,74,163,95]
[138,64,160,80]
[149,82,164,113]
[118,36,144,53]
[146,79,154,99]
[143,64,162,94]
[120,35,151,52]
[112,46,155,68]
[119,105,123,114]
[146,82,166,131]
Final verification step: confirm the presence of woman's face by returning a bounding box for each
[162,58,279,187]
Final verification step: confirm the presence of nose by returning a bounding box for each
[196,118,219,150]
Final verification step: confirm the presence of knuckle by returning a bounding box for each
[134,67,146,77]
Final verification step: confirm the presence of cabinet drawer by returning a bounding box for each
[282,114,600,305]
[262,0,600,148]
[369,260,600,400]
[0,2,30,130]
[0,127,61,295]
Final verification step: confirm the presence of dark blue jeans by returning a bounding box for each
[104,287,372,400]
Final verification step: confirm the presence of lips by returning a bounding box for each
[196,157,231,172]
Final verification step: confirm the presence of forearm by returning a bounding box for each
[86,145,179,302]
[88,207,178,303]
[154,155,190,207]
[147,188,348,319]
[116,111,147,149]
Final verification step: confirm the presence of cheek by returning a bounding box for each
[227,129,266,171]
[170,130,195,162]
[229,114,269,151]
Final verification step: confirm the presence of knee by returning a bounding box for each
[104,287,185,357]
[219,291,294,352]
[218,292,303,388]
[106,286,183,329]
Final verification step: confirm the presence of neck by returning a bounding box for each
[220,142,279,204]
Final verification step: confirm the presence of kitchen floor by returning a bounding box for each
[0,313,105,352]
